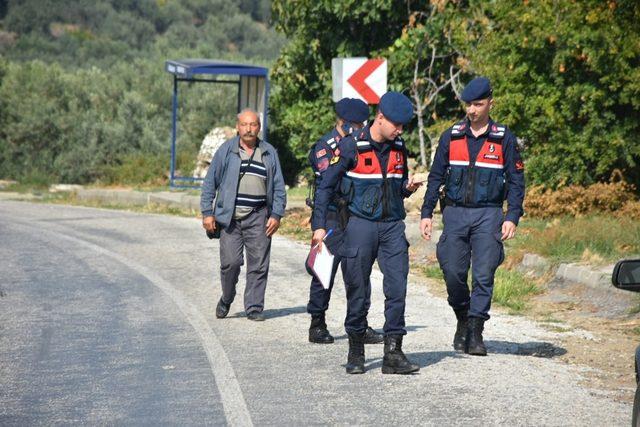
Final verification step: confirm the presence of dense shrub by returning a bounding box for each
[525,178,639,219]
[0,0,285,185]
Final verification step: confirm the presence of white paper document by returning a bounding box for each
[306,244,335,290]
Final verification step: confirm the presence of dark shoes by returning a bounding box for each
[308,311,381,345]
[381,334,420,375]
[345,332,366,374]
[309,326,334,343]
[453,309,468,352]
[466,317,487,356]
[216,299,265,321]
[309,314,334,344]
[216,298,230,319]
[247,311,265,321]
[363,326,384,344]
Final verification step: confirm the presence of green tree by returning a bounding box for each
[471,0,640,188]
[270,0,409,182]
[378,1,486,168]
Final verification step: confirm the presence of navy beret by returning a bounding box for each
[335,98,369,123]
[379,91,413,124]
[460,77,492,102]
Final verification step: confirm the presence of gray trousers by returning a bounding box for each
[219,207,272,314]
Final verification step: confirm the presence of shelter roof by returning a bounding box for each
[165,59,268,78]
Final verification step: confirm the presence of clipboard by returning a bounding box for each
[306,236,335,290]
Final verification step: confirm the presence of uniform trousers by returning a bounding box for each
[436,206,505,319]
[307,212,372,319]
[341,216,409,335]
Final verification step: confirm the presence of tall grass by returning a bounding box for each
[492,269,541,312]
[287,186,309,201]
[509,215,640,263]
[420,263,540,313]
[421,264,444,280]
[279,207,312,242]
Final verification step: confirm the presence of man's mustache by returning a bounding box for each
[242,131,257,137]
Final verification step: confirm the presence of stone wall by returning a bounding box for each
[193,126,237,179]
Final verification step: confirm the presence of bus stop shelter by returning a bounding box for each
[165,59,269,188]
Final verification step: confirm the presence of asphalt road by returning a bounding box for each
[0,201,631,426]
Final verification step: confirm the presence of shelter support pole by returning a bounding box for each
[170,75,178,187]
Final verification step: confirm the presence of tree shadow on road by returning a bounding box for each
[224,305,307,319]
[364,350,461,371]
[261,305,308,319]
[332,325,428,342]
[485,340,567,358]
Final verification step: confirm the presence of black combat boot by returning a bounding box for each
[345,332,366,374]
[308,313,334,344]
[363,326,384,344]
[466,317,487,356]
[453,309,468,352]
[381,335,420,375]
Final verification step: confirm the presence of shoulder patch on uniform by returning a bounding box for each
[316,148,327,158]
[515,159,525,171]
[356,140,372,152]
[489,122,506,139]
[451,120,467,137]
[330,155,340,165]
[317,157,329,172]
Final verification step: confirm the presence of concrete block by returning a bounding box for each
[149,192,184,208]
[115,191,149,205]
[77,189,149,206]
[182,195,201,211]
[519,253,551,277]
[522,253,550,269]
[554,262,615,290]
[49,184,83,193]
[556,264,568,278]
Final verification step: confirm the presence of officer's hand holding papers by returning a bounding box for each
[307,229,334,289]
[406,175,424,193]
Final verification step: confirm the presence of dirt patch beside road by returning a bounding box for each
[526,281,640,404]
[408,245,640,405]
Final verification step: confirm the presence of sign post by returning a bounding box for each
[332,57,387,104]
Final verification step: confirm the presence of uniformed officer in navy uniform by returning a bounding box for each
[306,98,384,345]
[312,92,423,374]
[420,77,525,356]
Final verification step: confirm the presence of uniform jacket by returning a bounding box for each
[421,118,525,224]
[312,126,413,230]
[308,126,349,212]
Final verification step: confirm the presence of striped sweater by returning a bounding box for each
[234,145,267,219]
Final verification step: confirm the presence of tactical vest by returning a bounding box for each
[444,121,506,207]
[340,134,407,221]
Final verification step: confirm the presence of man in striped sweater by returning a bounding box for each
[201,109,287,321]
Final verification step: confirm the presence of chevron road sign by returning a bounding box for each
[332,57,387,104]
